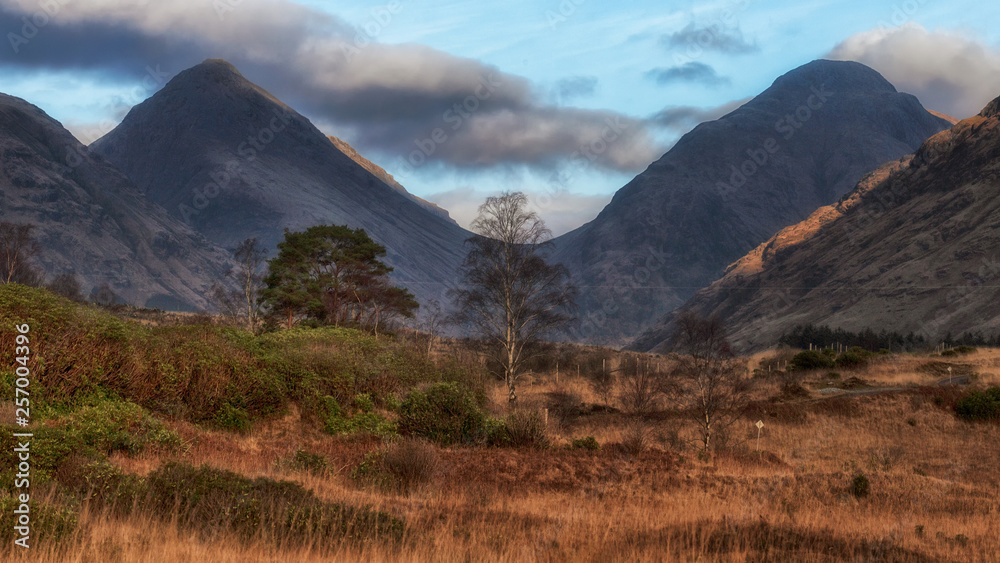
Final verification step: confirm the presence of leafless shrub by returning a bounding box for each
[590,363,615,407]
[867,445,906,472]
[546,389,582,427]
[620,420,649,455]
[617,355,662,416]
[382,438,439,492]
[46,273,84,302]
[502,409,550,449]
[90,282,122,306]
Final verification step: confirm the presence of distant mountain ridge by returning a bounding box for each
[0,93,232,310]
[91,59,473,307]
[631,93,1000,353]
[551,60,952,345]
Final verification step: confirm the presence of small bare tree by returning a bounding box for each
[0,221,43,286]
[668,312,752,452]
[618,355,661,416]
[90,282,120,306]
[417,299,446,358]
[46,273,84,302]
[213,238,268,333]
[450,192,576,403]
[234,238,268,331]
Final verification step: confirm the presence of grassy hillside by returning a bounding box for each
[3,284,1000,561]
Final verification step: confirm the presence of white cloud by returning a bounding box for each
[827,24,1000,119]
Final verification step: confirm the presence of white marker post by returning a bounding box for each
[756,420,764,453]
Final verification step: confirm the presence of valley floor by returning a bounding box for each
[7,350,1000,562]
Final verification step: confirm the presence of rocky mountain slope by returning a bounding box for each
[91,59,472,307]
[631,95,1000,353]
[0,93,232,310]
[551,60,951,345]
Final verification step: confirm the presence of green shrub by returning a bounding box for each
[482,417,510,447]
[71,460,147,514]
[316,395,397,437]
[851,473,870,498]
[0,424,103,489]
[955,387,1000,422]
[0,495,78,547]
[0,285,467,431]
[145,462,404,544]
[214,402,251,432]
[789,350,835,371]
[66,399,181,453]
[397,383,486,445]
[351,450,389,487]
[289,450,328,475]
[835,347,874,369]
[571,436,600,451]
[353,393,375,412]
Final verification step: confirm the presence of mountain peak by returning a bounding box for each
[199,58,240,71]
[91,59,472,309]
[184,58,248,83]
[150,57,290,113]
[770,59,897,96]
[552,59,950,346]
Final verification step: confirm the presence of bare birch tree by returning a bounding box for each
[212,238,268,332]
[668,312,752,452]
[0,221,42,286]
[450,192,576,403]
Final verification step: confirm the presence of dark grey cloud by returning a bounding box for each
[555,75,598,102]
[0,0,659,173]
[649,97,751,132]
[662,23,759,55]
[645,62,730,87]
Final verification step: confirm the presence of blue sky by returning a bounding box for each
[2,0,999,233]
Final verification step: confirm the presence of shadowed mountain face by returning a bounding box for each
[326,135,457,226]
[632,95,1000,353]
[91,59,472,306]
[0,93,232,310]
[551,60,951,346]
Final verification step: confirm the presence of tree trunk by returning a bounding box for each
[506,345,518,403]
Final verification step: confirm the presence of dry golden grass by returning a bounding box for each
[8,350,1000,562]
